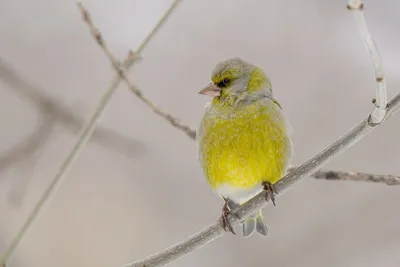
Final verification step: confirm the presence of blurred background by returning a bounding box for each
[1,0,400,266]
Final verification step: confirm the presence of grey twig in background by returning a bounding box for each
[0,62,125,265]
[0,1,182,265]
[0,113,54,175]
[0,57,145,175]
[0,59,57,176]
[78,2,195,140]
[348,0,387,124]
[1,114,55,206]
[312,169,400,185]
[122,1,400,267]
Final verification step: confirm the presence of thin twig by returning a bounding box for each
[347,0,387,124]
[122,1,395,267]
[77,2,196,140]
[311,169,400,185]
[0,1,182,265]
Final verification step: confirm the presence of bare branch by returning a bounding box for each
[77,2,196,139]
[347,0,387,124]
[306,169,400,185]
[0,1,182,265]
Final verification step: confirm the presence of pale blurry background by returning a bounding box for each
[1,0,400,267]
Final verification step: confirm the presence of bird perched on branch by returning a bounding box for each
[197,58,294,237]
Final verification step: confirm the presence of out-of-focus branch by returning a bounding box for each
[0,0,185,174]
[0,59,58,177]
[0,1,183,265]
[5,120,54,206]
[347,0,387,124]
[0,57,145,166]
[0,60,126,266]
[0,115,54,174]
[0,110,55,207]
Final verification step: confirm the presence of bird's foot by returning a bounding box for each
[262,181,277,206]
[220,198,238,234]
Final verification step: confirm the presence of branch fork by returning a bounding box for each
[348,0,387,125]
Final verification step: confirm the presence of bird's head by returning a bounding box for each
[199,58,272,104]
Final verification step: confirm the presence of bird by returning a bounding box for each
[197,58,294,237]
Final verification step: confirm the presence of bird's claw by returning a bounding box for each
[262,181,277,206]
[221,199,237,234]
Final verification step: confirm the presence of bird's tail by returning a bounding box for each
[242,210,268,237]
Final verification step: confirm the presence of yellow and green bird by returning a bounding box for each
[197,58,294,237]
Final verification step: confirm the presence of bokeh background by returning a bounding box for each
[1,0,400,266]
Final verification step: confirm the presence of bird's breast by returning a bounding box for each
[197,99,292,200]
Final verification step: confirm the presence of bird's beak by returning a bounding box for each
[199,83,221,97]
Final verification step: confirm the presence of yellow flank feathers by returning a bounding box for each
[198,98,291,190]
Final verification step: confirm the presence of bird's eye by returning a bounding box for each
[217,78,231,88]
